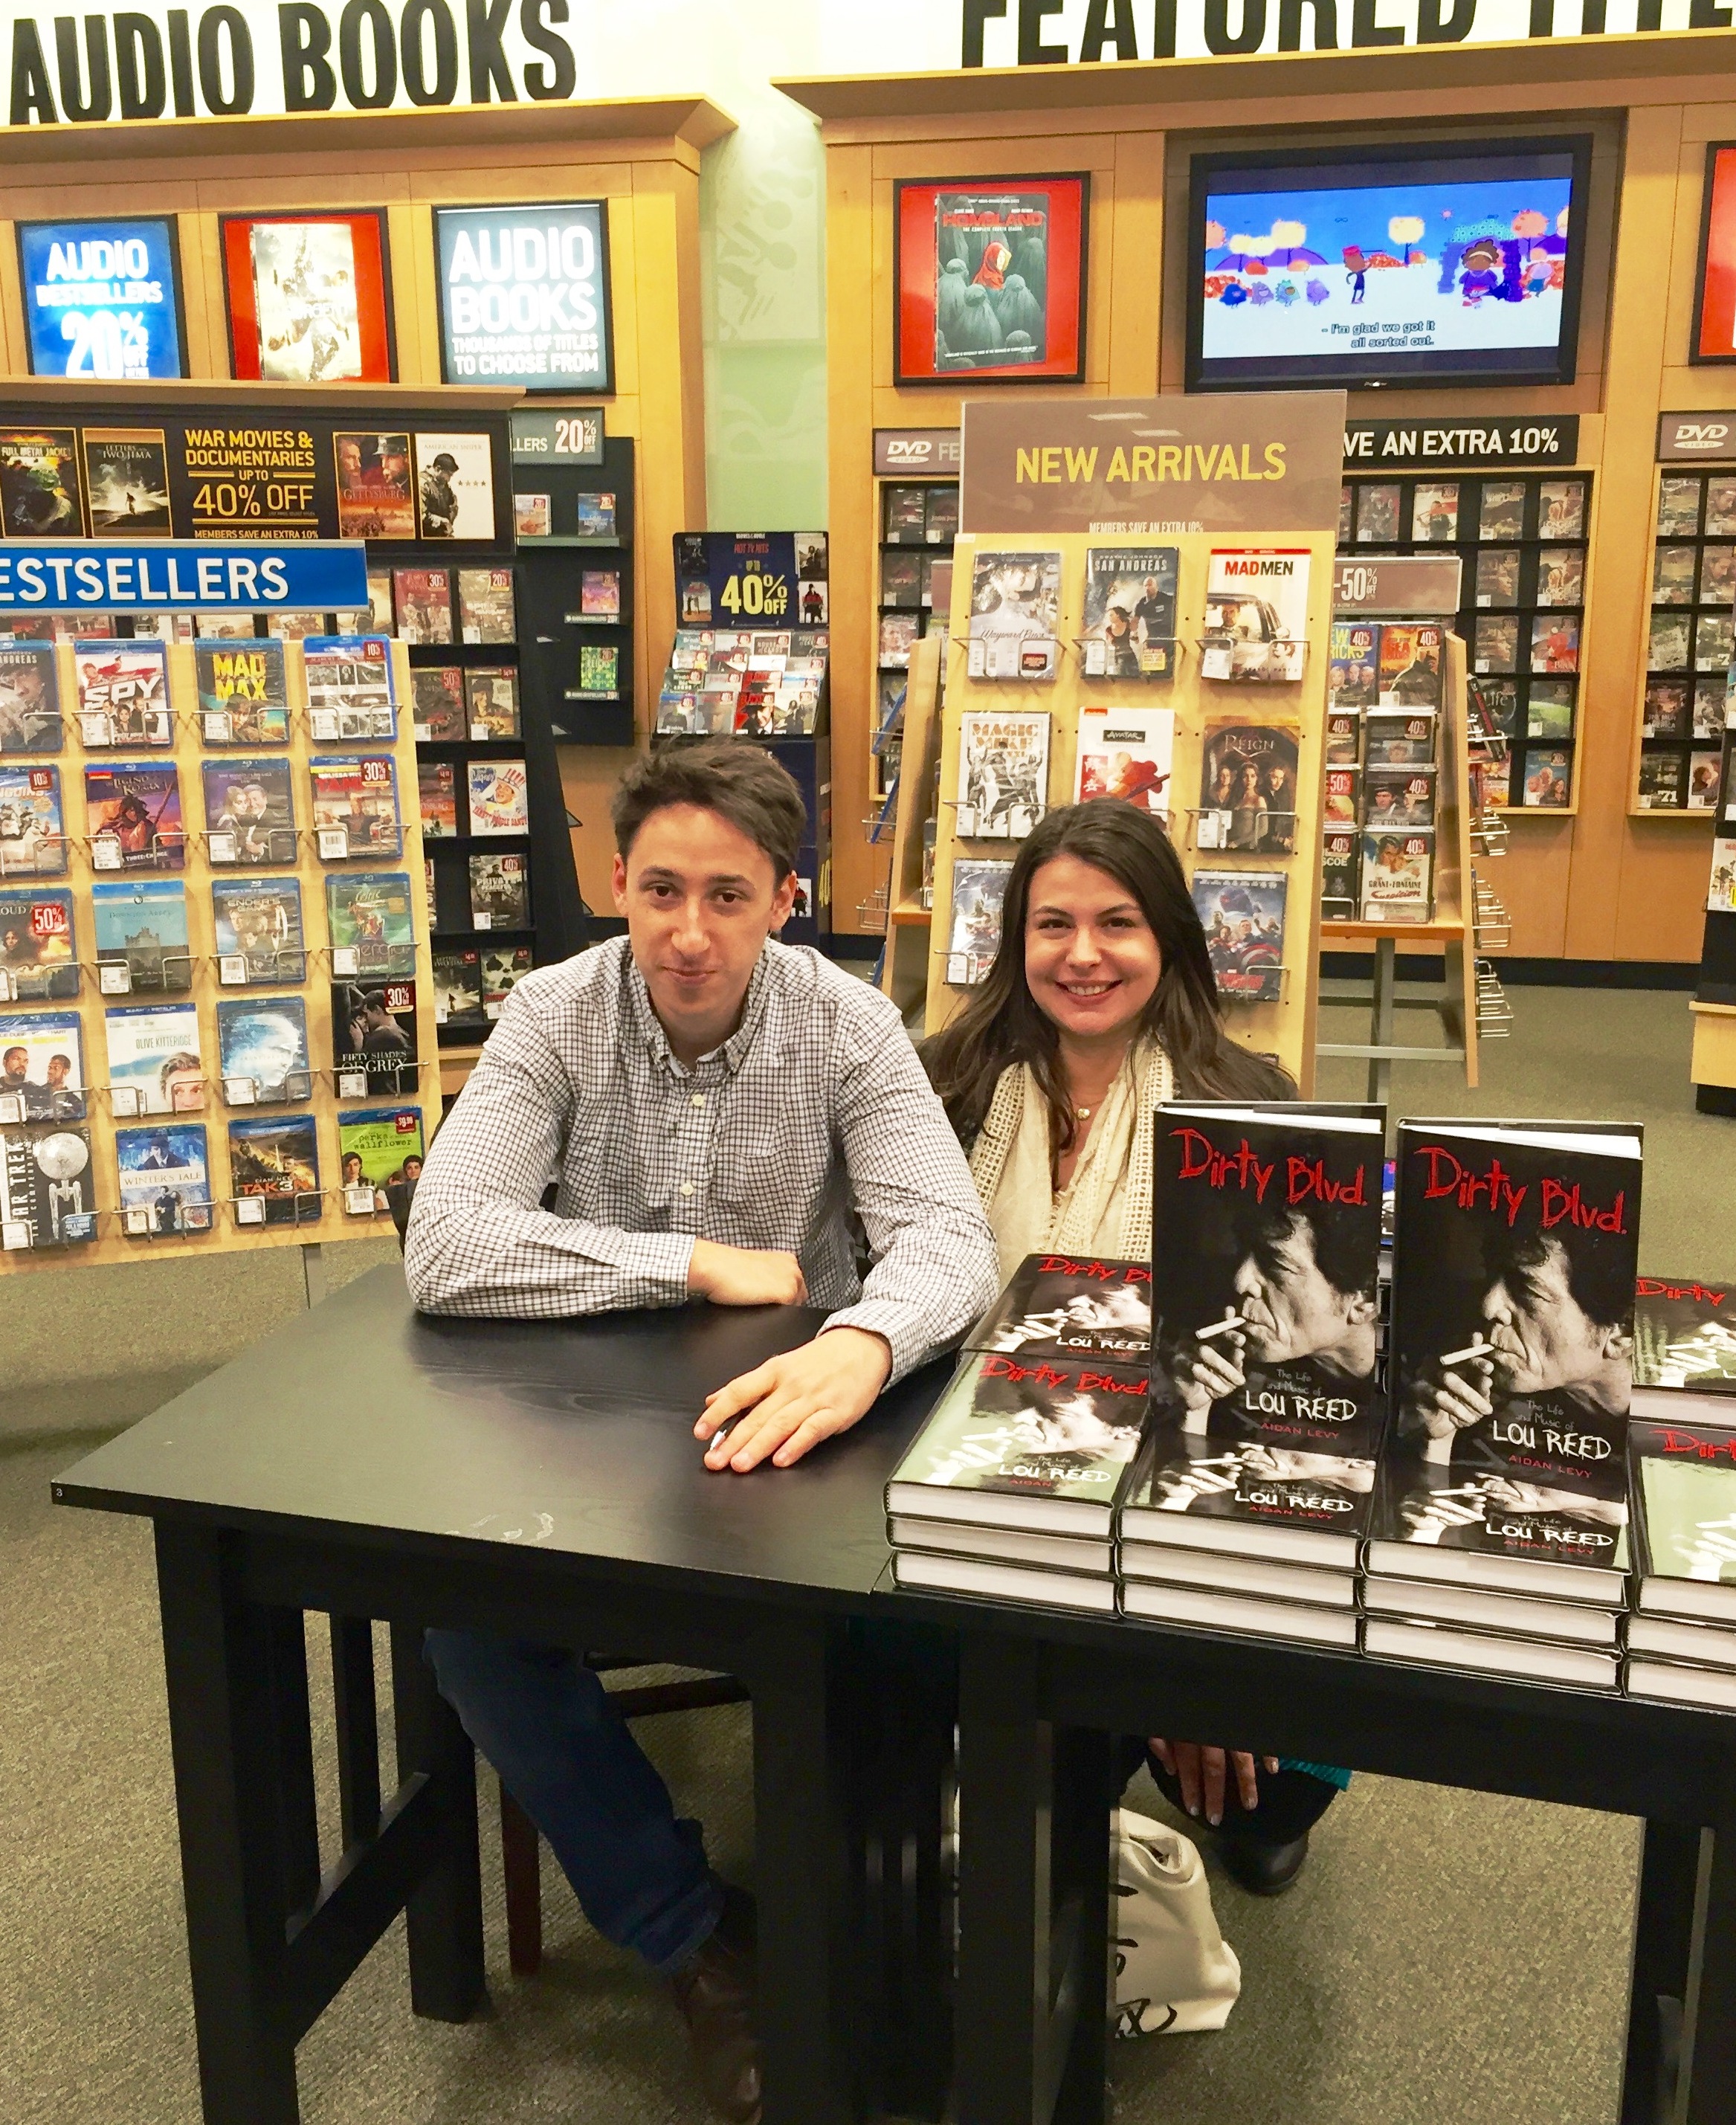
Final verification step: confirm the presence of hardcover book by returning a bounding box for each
[411,665,466,743]
[1196,720,1300,853]
[1328,622,1379,709]
[303,636,396,742]
[467,760,530,836]
[325,871,416,976]
[1192,871,1286,1004]
[91,877,190,993]
[955,712,1049,839]
[330,975,417,1095]
[201,758,295,866]
[85,761,184,871]
[966,550,1062,681]
[103,1000,203,1115]
[1201,549,1309,683]
[0,1009,86,1123]
[944,858,1013,986]
[1633,1275,1736,1393]
[228,1112,320,1228]
[0,643,61,752]
[432,948,485,1024]
[309,755,401,859]
[885,1349,1149,1535]
[1373,1119,1642,1601]
[0,1124,95,1248]
[1630,1418,1736,1625]
[419,761,458,838]
[970,1254,1152,1358]
[211,877,305,986]
[216,995,312,1104]
[195,640,288,746]
[1080,548,1178,678]
[467,668,520,740]
[115,1121,212,1234]
[469,852,529,929]
[456,567,515,644]
[892,1551,1116,1615]
[391,568,453,646]
[1072,708,1172,816]
[1125,1101,1384,1564]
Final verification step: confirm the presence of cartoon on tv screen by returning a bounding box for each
[1197,161,1576,377]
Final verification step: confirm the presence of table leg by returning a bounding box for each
[1622,1821,1702,2125]
[1683,1754,1736,2125]
[389,1622,486,2023]
[750,1619,859,2125]
[153,1523,303,2125]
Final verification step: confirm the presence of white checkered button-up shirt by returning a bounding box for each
[405,936,1000,1382]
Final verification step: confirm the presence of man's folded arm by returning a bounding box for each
[404,994,694,1319]
[821,1010,1001,1381]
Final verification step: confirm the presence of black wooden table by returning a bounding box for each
[52,1264,955,2125]
[869,1581,1736,2125]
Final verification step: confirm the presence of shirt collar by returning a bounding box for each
[624,944,775,1078]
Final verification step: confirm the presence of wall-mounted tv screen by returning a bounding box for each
[1187,138,1592,393]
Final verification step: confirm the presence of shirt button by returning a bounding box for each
[680,1181,694,1197]
[691,1093,705,1107]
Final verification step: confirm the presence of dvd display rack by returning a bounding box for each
[512,425,636,749]
[916,529,1335,1090]
[1636,465,1735,817]
[876,479,961,806]
[1339,468,1590,814]
[0,636,436,1272]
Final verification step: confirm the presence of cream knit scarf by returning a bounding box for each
[969,1037,1175,1282]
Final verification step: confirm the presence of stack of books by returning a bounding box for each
[885,1255,1152,1613]
[1624,1413,1736,1709]
[1117,1100,1386,1649]
[1361,1118,1643,1693]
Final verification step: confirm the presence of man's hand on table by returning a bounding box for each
[695,1326,893,1472]
[687,1237,807,1308]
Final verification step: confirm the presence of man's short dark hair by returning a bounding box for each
[611,743,804,883]
[1497,1225,1632,1335]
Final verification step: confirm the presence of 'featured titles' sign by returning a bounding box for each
[435,203,613,393]
[16,217,185,381]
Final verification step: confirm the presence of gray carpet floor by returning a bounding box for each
[2,983,1725,2124]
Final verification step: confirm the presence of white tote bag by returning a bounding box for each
[1111,1808,1242,2037]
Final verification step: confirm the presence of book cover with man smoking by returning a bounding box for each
[1374,1120,1642,1583]
[969,1254,1152,1358]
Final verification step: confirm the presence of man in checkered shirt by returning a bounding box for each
[406,741,997,2124]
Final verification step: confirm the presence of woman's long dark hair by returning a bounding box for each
[922,801,1294,1153]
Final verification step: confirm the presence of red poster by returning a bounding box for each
[1694,144,1736,366]
[894,175,1088,388]
[219,210,396,385]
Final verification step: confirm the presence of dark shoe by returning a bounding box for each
[668,1885,762,2124]
[1220,1830,1311,1897]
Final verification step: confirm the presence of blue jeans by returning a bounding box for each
[425,1629,724,1973]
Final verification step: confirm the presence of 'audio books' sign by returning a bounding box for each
[435,203,613,394]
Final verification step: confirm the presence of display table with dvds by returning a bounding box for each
[51,1267,958,2125]
[874,1579,1736,2125]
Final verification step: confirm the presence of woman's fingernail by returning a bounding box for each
[1208,1811,1220,1826]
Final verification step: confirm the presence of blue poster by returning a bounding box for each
[435,203,613,393]
[16,219,185,382]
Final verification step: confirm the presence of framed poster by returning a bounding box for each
[894,175,1088,387]
[1694,145,1736,366]
[15,217,186,381]
[219,210,396,384]
[434,203,613,394]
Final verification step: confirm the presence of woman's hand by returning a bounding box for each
[1150,1738,1280,1826]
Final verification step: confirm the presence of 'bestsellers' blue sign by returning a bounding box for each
[16,218,187,382]
[0,542,369,613]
